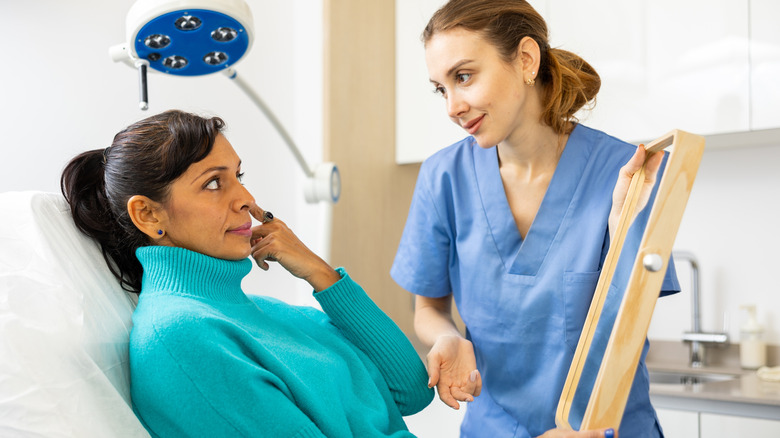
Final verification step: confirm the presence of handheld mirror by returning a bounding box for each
[555,129,705,431]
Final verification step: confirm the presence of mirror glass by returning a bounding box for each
[563,152,673,430]
[567,217,649,429]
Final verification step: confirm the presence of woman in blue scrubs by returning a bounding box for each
[391,1,679,437]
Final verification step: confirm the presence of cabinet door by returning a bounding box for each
[656,408,699,438]
[546,0,750,143]
[545,1,649,141]
[700,413,780,438]
[750,0,780,130]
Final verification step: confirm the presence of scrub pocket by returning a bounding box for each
[562,271,600,352]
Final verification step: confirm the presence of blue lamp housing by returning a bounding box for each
[134,9,250,76]
[110,0,341,203]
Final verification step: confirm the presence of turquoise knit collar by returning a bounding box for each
[136,246,253,303]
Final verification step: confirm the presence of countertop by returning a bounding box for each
[647,341,780,420]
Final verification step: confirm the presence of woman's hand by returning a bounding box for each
[249,205,340,292]
[608,144,663,237]
[535,428,616,438]
[427,334,482,409]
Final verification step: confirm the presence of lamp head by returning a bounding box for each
[124,0,254,76]
[110,0,340,204]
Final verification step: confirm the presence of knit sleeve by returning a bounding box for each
[313,268,434,415]
[130,310,327,438]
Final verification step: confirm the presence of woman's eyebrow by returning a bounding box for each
[191,160,241,184]
[429,59,474,84]
[447,59,473,76]
[191,166,228,184]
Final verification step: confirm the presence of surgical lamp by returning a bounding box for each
[109,0,340,204]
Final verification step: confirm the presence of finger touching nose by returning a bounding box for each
[248,203,267,222]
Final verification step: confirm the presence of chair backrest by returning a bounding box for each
[0,191,149,437]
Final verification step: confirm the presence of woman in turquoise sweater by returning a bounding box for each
[60,110,614,438]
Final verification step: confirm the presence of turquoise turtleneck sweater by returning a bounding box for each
[130,246,433,438]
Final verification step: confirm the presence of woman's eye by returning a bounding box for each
[456,73,471,84]
[205,178,220,190]
[433,85,446,97]
[237,172,245,184]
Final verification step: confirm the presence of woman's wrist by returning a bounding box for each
[436,331,465,342]
[308,265,342,292]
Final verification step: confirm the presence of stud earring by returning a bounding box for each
[525,72,536,86]
[157,229,163,236]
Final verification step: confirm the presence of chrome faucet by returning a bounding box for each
[674,251,729,368]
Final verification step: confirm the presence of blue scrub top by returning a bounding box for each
[391,124,680,438]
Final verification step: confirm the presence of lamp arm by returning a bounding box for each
[223,67,314,178]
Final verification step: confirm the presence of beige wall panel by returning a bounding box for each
[324,0,422,341]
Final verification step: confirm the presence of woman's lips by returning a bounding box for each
[463,115,484,135]
[228,222,253,237]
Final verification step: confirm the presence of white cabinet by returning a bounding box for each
[749,0,780,130]
[656,409,780,438]
[543,0,750,143]
[656,408,699,438]
[700,413,780,437]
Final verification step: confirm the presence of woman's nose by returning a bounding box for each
[446,93,468,119]
[234,183,255,211]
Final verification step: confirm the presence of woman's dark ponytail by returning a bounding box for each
[61,110,225,293]
[61,148,144,292]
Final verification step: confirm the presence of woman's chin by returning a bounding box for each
[235,245,253,260]
[472,134,498,149]
[211,244,253,261]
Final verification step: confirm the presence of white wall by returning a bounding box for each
[648,142,780,346]
[0,0,325,306]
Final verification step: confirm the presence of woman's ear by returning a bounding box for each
[516,36,541,83]
[127,195,167,240]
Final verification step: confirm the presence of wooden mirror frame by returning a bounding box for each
[556,129,705,431]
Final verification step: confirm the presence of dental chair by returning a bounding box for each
[0,191,150,437]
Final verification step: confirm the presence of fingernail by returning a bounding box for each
[605,428,615,438]
[470,370,478,382]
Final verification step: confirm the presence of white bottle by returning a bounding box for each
[739,305,766,370]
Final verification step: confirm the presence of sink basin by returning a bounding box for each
[648,370,740,386]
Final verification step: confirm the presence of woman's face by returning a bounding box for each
[158,134,256,260]
[425,27,536,148]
